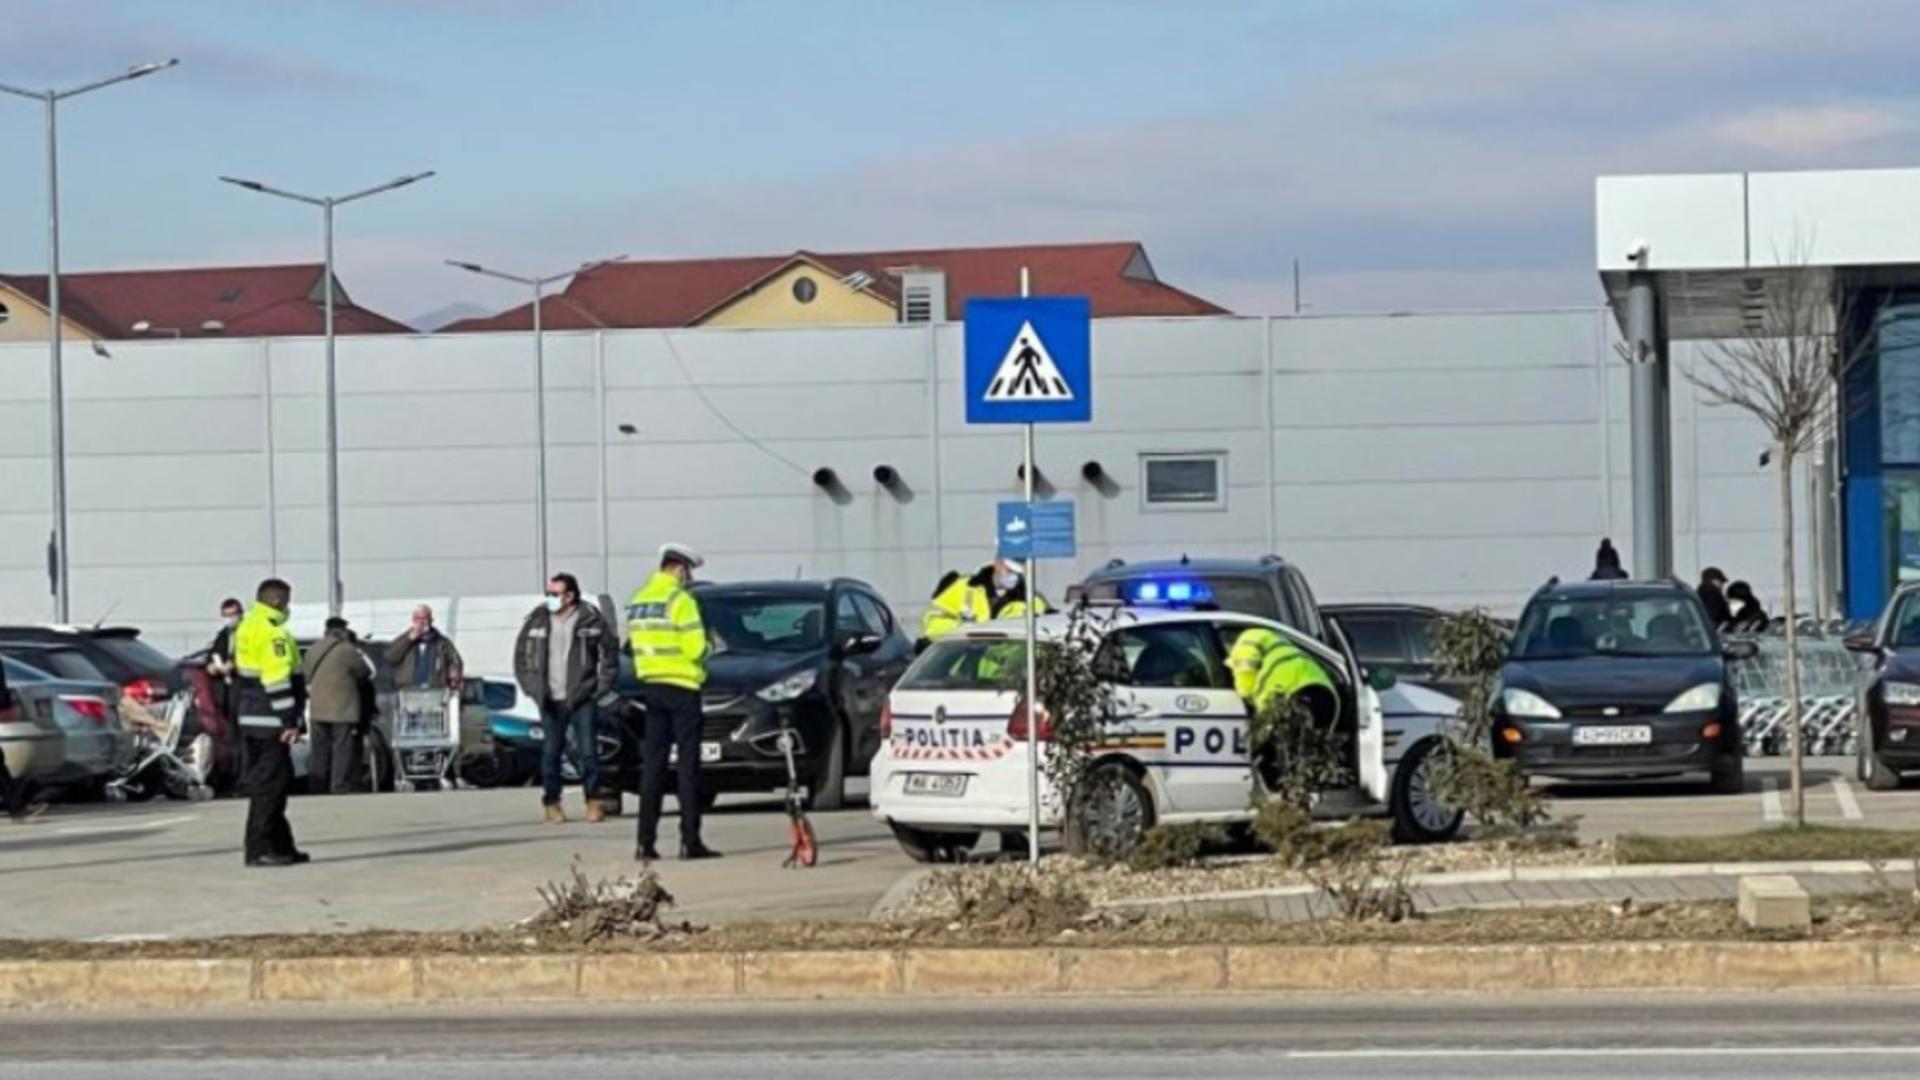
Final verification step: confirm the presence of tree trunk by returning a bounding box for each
[1781,445,1805,827]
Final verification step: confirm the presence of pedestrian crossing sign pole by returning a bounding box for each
[964,277,1092,865]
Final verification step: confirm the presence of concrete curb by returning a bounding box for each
[4,940,1919,1010]
[1100,858,1914,911]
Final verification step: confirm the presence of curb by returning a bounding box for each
[4,940,1918,1010]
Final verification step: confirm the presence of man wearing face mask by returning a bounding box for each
[921,558,1048,643]
[514,573,619,824]
[206,597,245,732]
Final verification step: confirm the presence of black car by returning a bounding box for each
[1073,556,1334,643]
[1491,579,1752,793]
[1325,603,1514,703]
[0,625,186,708]
[1847,583,1920,790]
[607,579,913,810]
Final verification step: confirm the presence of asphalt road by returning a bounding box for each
[2,756,1914,940]
[5,993,1920,1078]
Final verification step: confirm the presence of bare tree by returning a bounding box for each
[1685,246,1844,827]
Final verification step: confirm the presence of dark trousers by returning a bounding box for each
[0,752,31,818]
[540,699,600,806]
[307,721,360,795]
[638,684,703,849]
[242,731,297,862]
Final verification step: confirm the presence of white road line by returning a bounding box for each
[53,814,196,837]
[1834,778,1866,821]
[1761,778,1784,822]
[1288,1046,1920,1060]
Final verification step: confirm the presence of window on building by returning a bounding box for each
[1140,452,1226,510]
[792,276,818,304]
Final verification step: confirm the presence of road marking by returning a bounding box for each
[1288,1046,1920,1060]
[53,814,196,837]
[1834,778,1866,821]
[1761,778,1783,822]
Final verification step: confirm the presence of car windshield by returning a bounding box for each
[699,594,827,654]
[1888,592,1920,648]
[1513,593,1714,659]
[897,637,1030,691]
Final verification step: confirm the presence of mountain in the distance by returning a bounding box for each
[409,301,492,332]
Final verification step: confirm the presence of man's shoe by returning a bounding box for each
[543,804,566,825]
[585,802,606,824]
[290,851,312,865]
[679,843,722,861]
[636,846,662,863]
[246,854,296,868]
[8,803,48,824]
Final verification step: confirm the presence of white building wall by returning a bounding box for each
[0,312,1808,655]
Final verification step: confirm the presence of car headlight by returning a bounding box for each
[1500,688,1561,719]
[757,669,819,703]
[1885,681,1920,707]
[527,725,544,741]
[1664,683,1722,713]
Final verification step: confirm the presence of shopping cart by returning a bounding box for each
[389,687,459,792]
[106,691,214,803]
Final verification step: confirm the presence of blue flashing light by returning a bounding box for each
[1126,578,1212,607]
[1136,582,1162,602]
[1167,582,1194,602]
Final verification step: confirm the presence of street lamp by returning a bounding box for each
[445,255,626,583]
[1,58,180,621]
[221,171,435,617]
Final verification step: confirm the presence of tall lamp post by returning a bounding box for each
[2,59,180,622]
[220,171,434,617]
[445,255,626,583]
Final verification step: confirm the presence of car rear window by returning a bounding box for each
[1083,575,1285,622]
[5,647,107,682]
[898,637,1028,691]
[92,636,177,676]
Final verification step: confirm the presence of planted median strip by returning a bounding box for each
[1614,825,1920,865]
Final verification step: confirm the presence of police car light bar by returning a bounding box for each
[1126,579,1213,606]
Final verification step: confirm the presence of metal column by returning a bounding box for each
[1626,272,1674,579]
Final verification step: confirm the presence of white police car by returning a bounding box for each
[869,607,1465,862]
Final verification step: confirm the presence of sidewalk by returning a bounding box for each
[1103,860,1920,922]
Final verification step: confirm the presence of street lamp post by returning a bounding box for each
[221,172,435,617]
[445,256,625,583]
[2,59,179,622]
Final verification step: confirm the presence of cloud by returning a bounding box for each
[0,1,385,95]
[1708,106,1913,156]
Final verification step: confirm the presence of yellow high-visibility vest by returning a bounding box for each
[627,571,707,691]
[234,601,301,729]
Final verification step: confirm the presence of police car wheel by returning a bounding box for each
[891,823,978,864]
[1390,739,1463,845]
[1065,763,1155,860]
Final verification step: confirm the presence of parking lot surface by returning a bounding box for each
[3,757,1916,942]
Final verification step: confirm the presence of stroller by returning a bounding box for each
[389,687,460,792]
[106,691,215,803]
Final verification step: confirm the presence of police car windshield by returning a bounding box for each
[699,594,827,654]
[899,637,1028,691]
[1513,594,1713,660]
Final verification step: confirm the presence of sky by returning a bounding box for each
[3,0,1920,326]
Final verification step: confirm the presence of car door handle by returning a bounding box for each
[1128,702,1154,717]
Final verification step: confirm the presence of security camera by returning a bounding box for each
[1626,239,1649,264]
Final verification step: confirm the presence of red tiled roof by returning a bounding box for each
[440,241,1226,332]
[0,263,412,339]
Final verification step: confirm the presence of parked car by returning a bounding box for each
[606,578,914,810]
[870,607,1465,863]
[1846,582,1920,790]
[0,655,130,798]
[1072,556,1336,645]
[1491,579,1752,793]
[1324,603,1511,702]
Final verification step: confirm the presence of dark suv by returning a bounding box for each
[1073,556,1333,643]
[1846,582,1920,790]
[607,579,913,810]
[1492,579,1752,793]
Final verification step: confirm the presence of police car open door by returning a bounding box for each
[1332,620,1390,803]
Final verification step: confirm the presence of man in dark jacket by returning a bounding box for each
[302,617,373,794]
[1,658,49,823]
[385,605,464,692]
[1697,567,1734,629]
[514,573,618,824]
[1589,538,1629,581]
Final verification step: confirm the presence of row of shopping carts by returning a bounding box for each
[1730,621,1872,758]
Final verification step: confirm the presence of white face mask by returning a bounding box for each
[995,571,1021,592]
[544,596,563,614]
[224,615,240,628]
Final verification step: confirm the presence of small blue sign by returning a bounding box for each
[998,501,1076,561]
[965,297,1092,425]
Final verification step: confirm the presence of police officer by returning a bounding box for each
[1229,625,1339,723]
[629,543,718,862]
[921,558,1048,642]
[234,578,308,867]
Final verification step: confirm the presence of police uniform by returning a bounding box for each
[234,600,305,865]
[629,549,711,858]
[921,566,1047,642]
[1230,626,1339,720]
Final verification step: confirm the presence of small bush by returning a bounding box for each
[934,867,1091,933]
[1125,823,1229,872]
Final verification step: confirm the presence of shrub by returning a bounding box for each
[1125,823,1229,872]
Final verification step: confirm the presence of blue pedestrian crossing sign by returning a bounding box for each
[998,500,1076,560]
[965,297,1092,424]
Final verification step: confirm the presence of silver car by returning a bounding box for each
[1,655,129,793]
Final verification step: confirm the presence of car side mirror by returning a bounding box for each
[1365,667,1397,692]
[838,632,883,656]
[1723,639,1761,661]
[1843,632,1880,655]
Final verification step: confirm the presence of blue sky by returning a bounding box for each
[4,0,1919,324]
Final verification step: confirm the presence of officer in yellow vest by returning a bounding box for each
[920,558,1050,643]
[233,578,308,867]
[629,543,716,862]
[1229,625,1340,724]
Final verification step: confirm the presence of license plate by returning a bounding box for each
[668,742,725,764]
[1574,725,1652,747]
[904,773,969,797]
